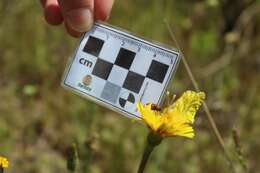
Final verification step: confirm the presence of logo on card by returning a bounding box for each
[82,75,92,86]
[78,75,93,92]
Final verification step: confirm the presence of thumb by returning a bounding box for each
[58,0,94,32]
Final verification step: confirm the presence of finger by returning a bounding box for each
[40,0,46,6]
[42,0,63,25]
[94,0,114,21]
[65,22,83,38]
[58,0,94,32]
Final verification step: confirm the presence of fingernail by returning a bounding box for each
[66,8,93,32]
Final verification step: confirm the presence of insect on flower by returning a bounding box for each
[137,90,206,138]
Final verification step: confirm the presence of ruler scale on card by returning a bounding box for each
[62,22,180,119]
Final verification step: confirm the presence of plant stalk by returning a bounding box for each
[138,144,154,173]
[137,132,162,173]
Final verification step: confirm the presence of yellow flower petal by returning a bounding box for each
[165,123,195,138]
[137,91,206,139]
[158,110,194,138]
[137,102,164,132]
[164,91,205,123]
[0,156,9,168]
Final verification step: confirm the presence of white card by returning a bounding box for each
[62,22,180,118]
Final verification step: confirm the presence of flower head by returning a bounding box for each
[0,156,9,169]
[137,91,206,138]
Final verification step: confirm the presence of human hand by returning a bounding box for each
[40,0,114,37]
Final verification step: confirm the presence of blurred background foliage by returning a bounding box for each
[0,0,259,173]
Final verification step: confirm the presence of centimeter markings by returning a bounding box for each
[91,25,177,63]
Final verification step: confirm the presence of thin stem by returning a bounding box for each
[137,144,154,173]
[164,19,236,173]
[0,167,3,173]
[138,133,162,173]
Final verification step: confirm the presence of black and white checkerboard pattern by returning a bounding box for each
[63,23,179,118]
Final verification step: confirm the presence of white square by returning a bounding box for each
[90,75,107,96]
[107,65,128,86]
[139,78,162,105]
[129,49,153,76]
[99,38,121,63]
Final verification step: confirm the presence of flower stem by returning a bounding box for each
[138,144,154,173]
[0,167,3,173]
[137,132,162,173]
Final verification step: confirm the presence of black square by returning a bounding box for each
[115,48,136,69]
[83,36,104,56]
[146,60,169,83]
[123,71,145,93]
[92,59,113,80]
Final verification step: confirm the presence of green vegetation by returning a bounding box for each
[0,0,259,173]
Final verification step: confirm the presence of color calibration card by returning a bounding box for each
[62,22,180,118]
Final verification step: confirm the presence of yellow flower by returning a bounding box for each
[137,91,206,138]
[0,156,9,168]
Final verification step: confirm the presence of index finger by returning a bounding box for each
[40,0,63,25]
[94,0,114,21]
